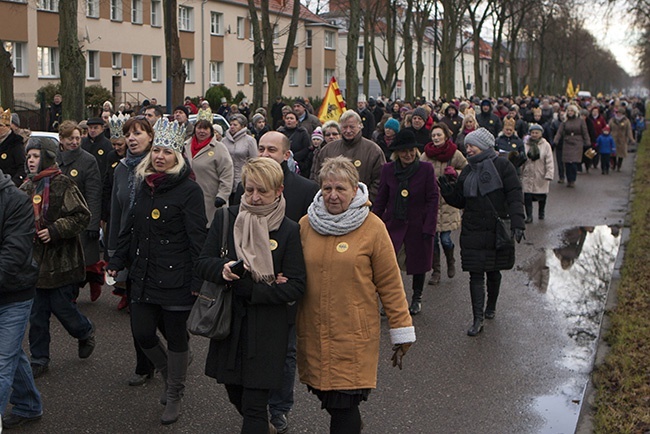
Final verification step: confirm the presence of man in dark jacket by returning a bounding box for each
[47,94,62,132]
[477,99,502,138]
[369,97,385,126]
[0,108,26,186]
[0,168,43,430]
[356,95,376,140]
[81,117,113,180]
[292,98,321,136]
[404,106,431,150]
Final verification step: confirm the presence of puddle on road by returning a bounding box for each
[522,225,621,433]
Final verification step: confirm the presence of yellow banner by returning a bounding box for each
[566,78,575,98]
[318,77,347,124]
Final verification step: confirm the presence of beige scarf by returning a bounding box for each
[234,195,286,285]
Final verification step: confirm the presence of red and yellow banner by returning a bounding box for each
[318,76,347,124]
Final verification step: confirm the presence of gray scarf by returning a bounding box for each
[307,182,370,236]
[463,151,503,198]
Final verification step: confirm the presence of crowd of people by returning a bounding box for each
[0,91,645,433]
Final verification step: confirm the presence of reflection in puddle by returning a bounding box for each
[524,225,621,433]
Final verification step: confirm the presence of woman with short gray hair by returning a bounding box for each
[222,113,257,203]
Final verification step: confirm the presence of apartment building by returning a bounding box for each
[0,0,339,107]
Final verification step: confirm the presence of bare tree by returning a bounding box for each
[345,0,362,104]
[438,0,466,98]
[164,0,186,109]
[402,0,414,101]
[0,41,14,109]
[412,0,435,100]
[465,0,493,97]
[369,0,403,98]
[59,0,85,121]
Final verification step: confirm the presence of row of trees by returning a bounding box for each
[629,0,650,87]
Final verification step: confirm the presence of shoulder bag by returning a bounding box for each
[187,207,233,340]
[485,195,514,251]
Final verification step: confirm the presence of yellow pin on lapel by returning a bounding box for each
[151,209,161,219]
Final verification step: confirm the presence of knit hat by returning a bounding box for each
[11,113,20,127]
[384,118,400,134]
[174,105,189,117]
[465,128,495,151]
[603,125,611,132]
[480,99,492,107]
[312,127,324,142]
[293,97,308,108]
[368,97,376,107]
[213,124,223,136]
[412,107,428,121]
[25,136,59,171]
[529,123,544,133]
[390,129,419,152]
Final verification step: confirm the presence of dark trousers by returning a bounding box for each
[564,162,578,183]
[130,303,189,352]
[600,153,611,174]
[326,406,362,434]
[556,147,565,180]
[268,323,297,418]
[469,271,502,319]
[126,281,154,375]
[226,384,270,434]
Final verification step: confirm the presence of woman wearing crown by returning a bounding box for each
[107,119,207,425]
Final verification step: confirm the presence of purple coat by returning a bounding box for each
[372,161,439,274]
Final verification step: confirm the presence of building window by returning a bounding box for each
[4,42,26,76]
[237,63,244,84]
[86,0,99,17]
[131,0,143,24]
[110,0,122,21]
[325,31,335,49]
[237,17,245,39]
[306,68,312,86]
[249,63,254,84]
[210,12,223,35]
[210,61,223,84]
[273,25,279,45]
[357,46,364,61]
[323,68,334,86]
[151,0,161,27]
[288,67,297,86]
[152,56,161,81]
[37,0,58,12]
[37,47,59,78]
[87,50,99,79]
[183,59,194,83]
[132,54,142,81]
[111,52,121,69]
[249,21,254,40]
[306,29,312,47]
[178,6,193,31]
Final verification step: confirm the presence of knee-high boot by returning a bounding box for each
[485,272,502,319]
[428,250,441,285]
[443,247,456,278]
[409,274,425,315]
[161,350,189,425]
[538,196,547,220]
[141,343,168,405]
[468,274,485,336]
[524,194,533,223]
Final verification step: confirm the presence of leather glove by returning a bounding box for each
[86,230,100,240]
[512,228,525,243]
[437,175,455,197]
[391,343,412,370]
[230,274,253,299]
[214,197,226,208]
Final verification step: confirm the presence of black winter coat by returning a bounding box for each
[0,131,26,187]
[278,125,312,174]
[196,206,305,389]
[477,111,503,138]
[81,134,113,180]
[442,156,524,273]
[110,164,207,306]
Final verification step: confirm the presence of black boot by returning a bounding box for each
[484,271,502,319]
[524,194,533,224]
[428,250,441,285]
[538,196,546,220]
[409,274,425,315]
[467,273,485,336]
[443,247,456,278]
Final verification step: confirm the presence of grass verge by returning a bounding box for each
[592,131,650,433]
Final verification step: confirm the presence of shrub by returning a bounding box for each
[233,91,247,104]
[205,85,233,109]
[35,83,61,105]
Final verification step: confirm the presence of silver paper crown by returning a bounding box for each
[109,113,130,139]
[152,118,186,152]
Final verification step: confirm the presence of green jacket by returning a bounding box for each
[21,173,91,289]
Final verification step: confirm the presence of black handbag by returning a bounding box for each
[486,196,514,251]
[187,208,232,340]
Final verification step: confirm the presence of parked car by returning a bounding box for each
[29,131,60,144]
[188,113,230,132]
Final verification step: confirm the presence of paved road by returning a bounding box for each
[6,155,633,433]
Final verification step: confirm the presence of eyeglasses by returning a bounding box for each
[324,132,339,137]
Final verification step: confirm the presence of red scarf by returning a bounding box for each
[191,136,212,157]
[424,139,457,161]
[31,167,62,231]
[145,172,168,191]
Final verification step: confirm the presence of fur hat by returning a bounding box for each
[465,128,495,151]
[390,129,419,152]
[25,136,59,172]
[412,107,428,121]
[384,118,400,134]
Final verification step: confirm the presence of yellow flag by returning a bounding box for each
[522,85,530,97]
[575,84,581,94]
[318,77,347,124]
[566,78,575,98]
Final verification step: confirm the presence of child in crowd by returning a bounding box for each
[596,125,615,175]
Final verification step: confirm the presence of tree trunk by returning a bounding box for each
[58,0,85,122]
[0,41,14,109]
[438,0,464,99]
[362,13,371,98]
[164,0,186,109]
[247,0,265,109]
[371,0,400,98]
[403,0,414,102]
[345,0,361,103]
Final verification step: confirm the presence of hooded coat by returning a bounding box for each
[608,116,634,159]
[521,137,554,194]
[222,128,258,193]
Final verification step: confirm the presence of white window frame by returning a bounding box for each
[37,0,58,12]
[325,31,335,49]
[86,0,99,17]
[37,46,59,78]
[289,67,297,86]
[132,54,142,81]
[324,68,334,86]
[236,63,244,85]
[249,63,254,85]
[4,42,27,76]
[151,0,162,27]
[249,21,254,41]
[87,50,99,80]
[131,0,143,24]
[151,56,161,81]
[357,46,364,61]
[237,17,245,39]
[210,12,223,35]
[306,68,312,87]
[110,0,123,21]
[210,61,223,84]
[112,52,121,69]
[178,6,193,31]
[306,29,312,48]
[183,59,194,83]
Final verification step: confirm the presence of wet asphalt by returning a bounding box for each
[5,154,634,434]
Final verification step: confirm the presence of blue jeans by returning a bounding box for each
[0,299,43,418]
[565,162,578,183]
[433,231,454,254]
[268,323,296,417]
[29,285,94,366]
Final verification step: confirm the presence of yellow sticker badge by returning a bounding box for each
[111,162,118,168]
[270,239,278,251]
[401,189,409,197]
[151,209,161,219]
[33,194,42,204]
[70,169,78,177]
[98,149,104,155]
[354,160,362,168]
[208,151,215,156]
[336,242,349,253]
[0,153,6,160]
